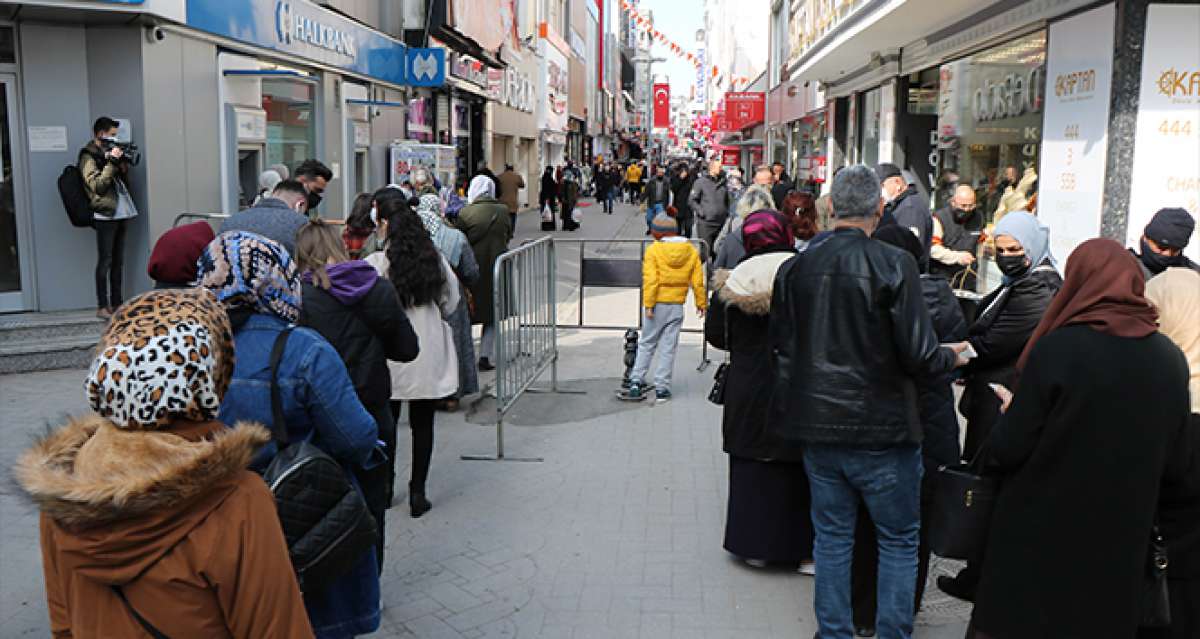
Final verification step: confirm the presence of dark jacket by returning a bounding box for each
[1158,412,1200,578]
[219,198,307,257]
[705,252,803,462]
[689,172,729,226]
[973,325,1198,639]
[768,227,957,448]
[1130,248,1200,281]
[959,261,1063,456]
[930,204,984,283]
[645,176,671,207]
[670,174,695,220]
[919,274,968,469]
[771,179,792,210]
[457,196,512,325]
[879,184,933,268]
[78,141,128,215]
[539,173,558,206]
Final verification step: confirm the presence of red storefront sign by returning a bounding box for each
[713,108,732,132]
[725,91,765,130]
[652,83,671,128]
[716,146,740,167]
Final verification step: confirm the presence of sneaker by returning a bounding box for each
[655,388,671,402]
[617,382,646,402]
[798,560,816,576]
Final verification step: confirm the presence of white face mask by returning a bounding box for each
[881,187,892,202]
[369,204,378,226]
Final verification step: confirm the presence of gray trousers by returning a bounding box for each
[696,220,722,259]
[630,303,685,390]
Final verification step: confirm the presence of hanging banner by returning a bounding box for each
[725,92,765,130]
[1126,4,1200,259]
[1038,3,1115,264]
[653,83,671,129]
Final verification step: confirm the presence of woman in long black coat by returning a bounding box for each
[968,239,1198,639]
[539,167,559,232]
[704,210,813,567]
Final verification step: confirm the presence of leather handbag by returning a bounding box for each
[259,327,379,594]
[930,447,999,561]
[1140,523,1171,628]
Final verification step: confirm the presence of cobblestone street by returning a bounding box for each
[0,200,971,638]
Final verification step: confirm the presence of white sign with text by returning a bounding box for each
[1038,3,1114,263]
[1126,4,1200,259]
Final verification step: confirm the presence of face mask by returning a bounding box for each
[1140,239,1183,274]
[369,205,378,226]
[306,190,323,211]
[996,254,1030,279]
[952,207,974,223]
[881,187,892,202]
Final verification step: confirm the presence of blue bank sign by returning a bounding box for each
[186,0,411,86]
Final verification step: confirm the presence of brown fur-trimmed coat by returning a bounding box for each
[15,416,314,639]
[704,251,804,461]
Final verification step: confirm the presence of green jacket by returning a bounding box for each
[78,142,126,215]
[455,197,512,325]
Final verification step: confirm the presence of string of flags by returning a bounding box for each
[620,0,750,90]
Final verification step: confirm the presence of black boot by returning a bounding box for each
[409,484,432,518]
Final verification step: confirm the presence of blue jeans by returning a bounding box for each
[604,188,615,213]
[804,444,922,639]
[646,203,664,229]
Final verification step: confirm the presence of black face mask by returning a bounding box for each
[306,190,323,212]
[952,207,974,224]
[996,254,1030,279]
[1140,239,1183,274]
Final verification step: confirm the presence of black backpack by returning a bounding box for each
[57,163,93,228]
[259,327,379,593]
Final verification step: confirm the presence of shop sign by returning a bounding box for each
[972,67,1045,123]
[569,28,586,59]
[488,66,535,113]
[407,48,446,87]
[450,53,488,88]
[1127,4,1200,258]
[1038,3,1114,264]
[543,44,570,132]
[725,92,765,130]
[695,48,706,106]
[185,0,407,85]
[720,148,740,166]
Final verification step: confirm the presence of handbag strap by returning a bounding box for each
[722,302,731,363]
[269,326,295,446]
[111,585,170,639]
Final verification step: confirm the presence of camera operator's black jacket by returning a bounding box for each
[767,227,957,448]
[78,141,128,215]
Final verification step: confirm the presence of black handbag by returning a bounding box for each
[708,305,730,405]
[1140,523,1171,628]
[930,446,999,561]
[259,327,379,594]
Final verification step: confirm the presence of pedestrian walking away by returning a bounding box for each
[618,213,706,403]
[705,209,814,571]
[967,239,1198,639]
[498,164,525,237]
[457,174,513,371]
[15,288,315,639]
[366,198,461,519]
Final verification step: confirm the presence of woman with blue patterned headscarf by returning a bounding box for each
[196,230,385,639]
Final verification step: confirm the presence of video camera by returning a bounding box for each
[100,137,141,166]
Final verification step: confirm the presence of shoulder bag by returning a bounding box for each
[930,443,1000,560]
[259,327,379,594]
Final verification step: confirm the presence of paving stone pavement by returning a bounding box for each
[0,198,971,638]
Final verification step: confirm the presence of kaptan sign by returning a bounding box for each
[1126,4,1200,259]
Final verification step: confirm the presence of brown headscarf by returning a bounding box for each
[1017,238,1158,370]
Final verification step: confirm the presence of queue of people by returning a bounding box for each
[700,160,1200,639]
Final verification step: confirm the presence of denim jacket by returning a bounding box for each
[218,313,381,638]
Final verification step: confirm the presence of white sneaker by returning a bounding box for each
[798,560,816,576]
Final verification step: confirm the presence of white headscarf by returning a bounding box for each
[1146,268,1200,413]
[468,175,495,203]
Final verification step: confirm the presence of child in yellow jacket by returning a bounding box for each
[619,213,706,402]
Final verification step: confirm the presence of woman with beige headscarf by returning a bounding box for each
[1143,267,1200,639]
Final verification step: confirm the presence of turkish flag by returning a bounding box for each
[653,83,670,129]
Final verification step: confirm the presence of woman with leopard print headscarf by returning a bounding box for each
[15,288,314,638]
[196,230,385,638]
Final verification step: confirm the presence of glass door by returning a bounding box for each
[0,73,31,312]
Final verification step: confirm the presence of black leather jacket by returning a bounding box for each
[767,227,958,448]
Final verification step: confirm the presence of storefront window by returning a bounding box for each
[407,95,435,143]
[792,112,828,187]
[858,87,882,167]
[262,79,317,177]
[937,30,1046,226]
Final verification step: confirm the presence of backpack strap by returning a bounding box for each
[269,327,295,446]
[111,585,170,639]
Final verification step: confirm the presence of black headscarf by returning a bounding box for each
[873,224,925,273]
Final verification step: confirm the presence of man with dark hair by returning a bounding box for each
[220,179,308,256]
[293,159,332,214]
[80,116,138,319]
[770,161,793,209]
[1129,207,1200,278]
[498,164,525,236]
[876,162,933,268]
[769,164,967,639]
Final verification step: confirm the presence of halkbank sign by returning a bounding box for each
[186,0,407,85]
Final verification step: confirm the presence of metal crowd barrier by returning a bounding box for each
[462,236,580,462]
[554,238,711,372]
[173,212,230,227]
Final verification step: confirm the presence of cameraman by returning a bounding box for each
[80,116,138,320]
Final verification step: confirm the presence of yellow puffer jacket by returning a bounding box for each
[643,238,706,309]
[626,164,642,184]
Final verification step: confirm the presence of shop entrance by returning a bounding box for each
[0,72,32,312]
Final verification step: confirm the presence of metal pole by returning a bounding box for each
[578,240,585,327]
[550,240,559,392]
